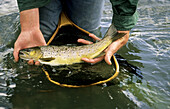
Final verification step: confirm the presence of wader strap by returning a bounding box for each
[42,11,120,88]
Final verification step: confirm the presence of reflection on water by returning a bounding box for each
[0,0,18,17]
[0,0,170,108]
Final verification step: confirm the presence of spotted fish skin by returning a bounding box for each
[19,24,125,66]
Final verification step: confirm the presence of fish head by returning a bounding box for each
[19,47,43,61]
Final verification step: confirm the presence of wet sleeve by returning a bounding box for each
[17,0,51,12]
[110,0,139,31]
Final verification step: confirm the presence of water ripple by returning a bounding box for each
[0,0,18,17]
[0,0,169,108]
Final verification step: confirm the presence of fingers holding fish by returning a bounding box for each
[81,55,104,64]
[27,59,41,66]
[35,61,41,66]
[88,33,101,41]
[104,31,129,65]
[77,39,93,45]
[77,33,101,45]
[27,60,34,65]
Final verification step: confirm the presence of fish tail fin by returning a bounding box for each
[104,24,126,41]
[103,24,117,38]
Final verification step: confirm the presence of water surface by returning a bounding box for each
[0,0,170,109]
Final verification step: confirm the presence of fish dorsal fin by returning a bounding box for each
[103,24,117,38]
[39,57,55,62]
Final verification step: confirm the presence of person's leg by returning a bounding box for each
[39,0,62,41]
[65,0,104,37]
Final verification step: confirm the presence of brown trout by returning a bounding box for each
[19,24,126,66]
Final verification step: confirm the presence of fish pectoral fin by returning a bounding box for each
[39,57,55,62]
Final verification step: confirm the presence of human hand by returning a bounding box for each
[13,28,46,65]
[103,30,129,65]
[78,31,129,65]
[13,8,46,65]
[77,33,105,64]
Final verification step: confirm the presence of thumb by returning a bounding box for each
[13,47,20,62]
[105,51,114,65]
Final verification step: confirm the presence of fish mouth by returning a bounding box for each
[19,50,31,60]
[19,50,28,55]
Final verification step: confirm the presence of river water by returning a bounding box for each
[0,0,169,109]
